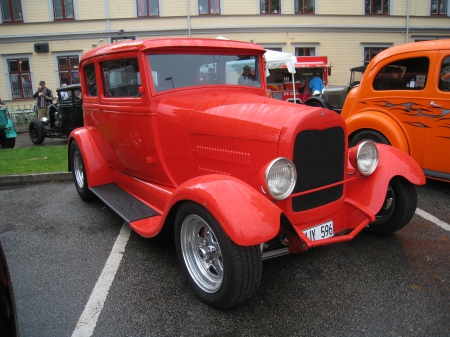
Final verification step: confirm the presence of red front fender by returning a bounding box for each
[68,128,113,187]
[346,143,425,216]
[168,175,281,247]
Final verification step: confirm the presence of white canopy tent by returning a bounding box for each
[264,49,297,101]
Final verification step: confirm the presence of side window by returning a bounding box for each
[101,58,141,97]
[84,63,97,97]
[439,56,450,92]
[373,57,430,91]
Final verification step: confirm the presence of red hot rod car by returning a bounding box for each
[69,38,425,309]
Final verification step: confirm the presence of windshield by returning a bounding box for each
[148,54,261,92]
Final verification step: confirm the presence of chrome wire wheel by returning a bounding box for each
[73,149,85,189]
[180,214,223,293]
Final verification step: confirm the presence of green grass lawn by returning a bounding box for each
[0,146,67,175]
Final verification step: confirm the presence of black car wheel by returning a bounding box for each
[349,129,390,147]
[0,135,15,149]
[364,177,417,236]
[70,141,95,201]
[175,201,262,309]
[29,119,46,145]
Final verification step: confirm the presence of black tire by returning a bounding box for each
[0,136,15,149]
[349,129,390,147]
[364,177,417,236]
[29,119,46,145]
[70,141,95,201]
[175,201,262,309]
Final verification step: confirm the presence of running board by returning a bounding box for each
[90,183,158,224]
[262,247,289,260]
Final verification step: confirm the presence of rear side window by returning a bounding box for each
[373,57,429,91]
[84,63,97,96]
[101,58,141,97]
[439,56,450,92]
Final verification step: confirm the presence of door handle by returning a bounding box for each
[430,101,441,108]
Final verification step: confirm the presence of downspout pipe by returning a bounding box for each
[187,0,191,37]
[406,0,410,43]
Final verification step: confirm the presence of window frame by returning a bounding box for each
[53,0,74,20]
[1,0,24,23]
[5,57,34,100]
[365,0,390,15]
[294,0,315,14]
[363,46,389,65]
[57,55,80,87]
[260,0,281,14]
[430,0,448,16]
[198,0,220,15]
[137,0,160,17]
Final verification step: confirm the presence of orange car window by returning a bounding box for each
[439,56,450,92]
[373,57,429,91]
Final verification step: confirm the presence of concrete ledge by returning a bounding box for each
[0,172,73,186]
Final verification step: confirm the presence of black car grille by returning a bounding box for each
[292,127,345,212]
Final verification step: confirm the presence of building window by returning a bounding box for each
[431,0,447,15]
[261,0,280,14]
[365,0,389,15]
[8,59,33,99]
[199,0,220,14]
[58,56,80,86]
[295,0,314,14]
[295,48,315,56]
[53,0,74,20]
[364,47,388,65]
[1,0,23,22]
[137,0,159,16]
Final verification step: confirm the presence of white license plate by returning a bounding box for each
[303,220,334,241]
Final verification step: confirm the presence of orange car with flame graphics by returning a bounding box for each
[342,39,450,182]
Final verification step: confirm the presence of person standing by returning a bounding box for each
[33,80,53,119]
[309,73,324,95]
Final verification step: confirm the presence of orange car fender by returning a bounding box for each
[347,144,425,216]
[68,128,113,187]
[167,174,281,247]
[346,110,410,154]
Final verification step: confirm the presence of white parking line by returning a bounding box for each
[416,208,450,232]
[72,223,131,337]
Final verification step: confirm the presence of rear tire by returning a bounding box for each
[70,141,95,201]
[364,177,417,236]
[175,202,262,309]
[29,119,46,145]
[0,136,15,149]
[349,129,390,147]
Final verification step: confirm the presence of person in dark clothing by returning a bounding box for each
[33,80,53,119]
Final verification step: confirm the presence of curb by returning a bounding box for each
[0,172,73,187]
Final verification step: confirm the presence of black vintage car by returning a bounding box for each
[29,84,83,144]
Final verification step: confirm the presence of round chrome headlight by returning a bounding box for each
[356,141,378,176]
[41,117,49,125]
[264,158,297,200]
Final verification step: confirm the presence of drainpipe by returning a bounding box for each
[187,0,191,37]
[405,0,410,43]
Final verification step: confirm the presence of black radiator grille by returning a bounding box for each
[292,127,345,212]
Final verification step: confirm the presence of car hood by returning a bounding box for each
[189,93,312,144]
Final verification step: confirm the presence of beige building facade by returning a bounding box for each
[0,0,449,107]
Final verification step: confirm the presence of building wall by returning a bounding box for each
[0,0,449,106]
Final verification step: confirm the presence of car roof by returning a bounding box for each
[57,84,81,92]
[369,39,450,70]
[350,65,367,72]
[81,38,266,63]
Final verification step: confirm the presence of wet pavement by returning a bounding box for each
[14,132,68,149]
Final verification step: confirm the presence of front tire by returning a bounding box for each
[175,202,262,309]
[70,141,95,201]
[364,177,417,236]
[29,119,46,145]
[349,129,390,147]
